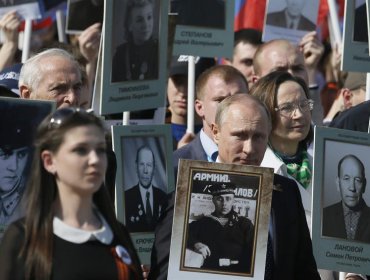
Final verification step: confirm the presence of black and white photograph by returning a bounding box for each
[66,0,104,34]
[172,0,234,58]
[341,0,370,72]
[321,145,370,243]
[100,0,168,115]
[312,126,370,274]
[0,98,54,240]
[121,137,167,233]
[173,0,225,29]
[265,0,316,31]
[353,0,368,42]
[168,160,274,280]
[184,174,258,275]
[111,0,159,82]
[262,0,319,43]
[112,124,174,264]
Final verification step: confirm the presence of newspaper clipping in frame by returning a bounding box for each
[168,159,274,280]
[100,0,168,115]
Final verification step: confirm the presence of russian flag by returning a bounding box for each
[234,0,267,32]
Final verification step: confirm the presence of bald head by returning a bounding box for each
[253,39,308,84]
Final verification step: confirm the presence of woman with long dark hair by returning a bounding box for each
[0,108,143,280]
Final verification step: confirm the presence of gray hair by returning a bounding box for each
[19,48,80,91]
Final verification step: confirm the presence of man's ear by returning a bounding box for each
[336,177,340,193]
[195,99,204,118]
[341,88,353,109]
[19,85,31,99]
[211,123,220,145]
[41,150,56,175]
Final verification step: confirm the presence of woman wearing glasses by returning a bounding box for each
[250,71,314,229]
[0,108,143,280]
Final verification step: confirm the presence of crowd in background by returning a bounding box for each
[0,1,369,280]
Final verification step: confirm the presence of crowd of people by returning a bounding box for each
[0,1,369,280]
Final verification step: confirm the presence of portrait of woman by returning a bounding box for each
[111,0,159,82]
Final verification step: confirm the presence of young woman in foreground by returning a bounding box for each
[0,108,142,280]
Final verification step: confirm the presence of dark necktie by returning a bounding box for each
[146,191,153,225]
[289,21,294,29]
[211,151,218,162]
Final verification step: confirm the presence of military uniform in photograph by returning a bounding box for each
[111,37,158,82]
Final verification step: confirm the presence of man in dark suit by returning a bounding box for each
[173,65,248,170]
[125,146,167,232]
[149,94,320,280]
[323,154,370,242]
[266,0,316,31]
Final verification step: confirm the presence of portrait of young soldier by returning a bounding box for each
[186,182,254,273]
[0,101,51,237]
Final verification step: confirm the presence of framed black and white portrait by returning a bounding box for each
[263,0,320,43]
[341,0,370,72]
[312,126,370,274]
[0,97,54,240]
[112,124,174,264]
[168,159,274,280]
[100,0,168,115]
[66,0,104,34]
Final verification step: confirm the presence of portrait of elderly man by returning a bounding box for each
[322,154,370,242]
[266,0,316,31]
[125,145,167,232]
[186,182,254,273]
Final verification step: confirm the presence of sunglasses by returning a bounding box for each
[48,107,93,128]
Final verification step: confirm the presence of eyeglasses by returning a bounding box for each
[274,99,314,117]
[49,107,92,128]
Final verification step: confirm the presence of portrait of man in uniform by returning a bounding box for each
[124,145,167,232]
[265,0,316,31]
[111,0,159,82]
[0,99,52,239]
[185,182,254,274]
[322,154,370,243]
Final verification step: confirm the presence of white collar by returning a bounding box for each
[200,129,218,160]
[53,211,113,244]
